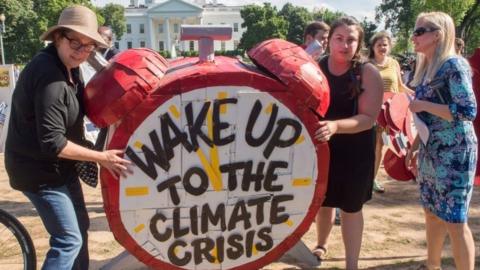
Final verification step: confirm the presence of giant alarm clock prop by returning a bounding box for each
[84,26,330,269]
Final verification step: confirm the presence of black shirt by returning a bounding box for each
[5,44,85,192]
[100,46,120,60]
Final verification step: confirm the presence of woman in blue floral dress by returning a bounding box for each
[406,12,476,270]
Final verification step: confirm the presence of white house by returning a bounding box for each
[114,0,245,53]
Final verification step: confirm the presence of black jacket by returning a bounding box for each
[5,44,85,192]
[100,46,120,60]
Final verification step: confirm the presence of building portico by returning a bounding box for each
[117,0,245,54]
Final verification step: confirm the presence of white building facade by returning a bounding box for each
[115,0,245,54]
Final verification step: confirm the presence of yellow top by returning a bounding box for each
[371,57,402,93]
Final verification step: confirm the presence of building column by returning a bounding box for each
[148,16,155,50]
[181,17,186,52]
[165,17,171,54]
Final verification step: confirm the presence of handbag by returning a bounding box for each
[74,140,99,188]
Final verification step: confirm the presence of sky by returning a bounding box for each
[92,0,383,21]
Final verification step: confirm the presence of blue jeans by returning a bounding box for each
[24,178,89,270]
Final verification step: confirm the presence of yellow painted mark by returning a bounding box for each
[285,219,294,227]
[207,108,214,139]
[217,92,228,114]
[206,108,221,185]
[169,105,181,119]
[252,245,258,255]
[125,187,149,196]
[295,135,305,145]
[212,246,220,264]
[292,178,312,187]
[134,224,145,233]
[174,246,180,256]
[133,141,143,149]
[264,103,273,114]
[196,148,223,191]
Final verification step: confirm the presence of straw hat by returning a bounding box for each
[40,5,108,48]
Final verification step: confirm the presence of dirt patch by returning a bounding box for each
[0,155,478,269]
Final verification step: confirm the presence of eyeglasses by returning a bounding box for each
[62,34,97,53]
[412,27,439,37]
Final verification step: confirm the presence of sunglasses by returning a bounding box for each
[412,27,438,37]
[62,34,97,53]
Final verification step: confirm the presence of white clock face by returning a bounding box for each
[119,86,318,269]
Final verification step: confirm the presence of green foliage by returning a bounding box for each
[0,0,42,64]
[158,50,171,58]
[376,0,480,55]
[361,18,379,47]
[311,7,346,25]
[214,50,242,57]
[239,3,288,51]
[181,50,198,57]
[99,3,126,40]
[278,3,313,45]
[0,0,101,64]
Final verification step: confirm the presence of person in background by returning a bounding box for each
[4,6,131,270]
[406,12,476,270]
[91,26,122,150]
[302,21,330,60]
[368,31,413,193]
[98,26,120,61]
[455,37,465,56]
[313,16,383,269]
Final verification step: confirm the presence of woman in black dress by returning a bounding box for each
[313,16,383,269]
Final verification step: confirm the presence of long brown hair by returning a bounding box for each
[328,16,365,98]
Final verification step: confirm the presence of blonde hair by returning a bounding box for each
[411,12,456,87]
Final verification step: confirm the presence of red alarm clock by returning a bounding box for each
[85,26,330,269]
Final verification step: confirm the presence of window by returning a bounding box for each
[159,41,164,51]
[140,41,146,47]
[158,24,163,33]
[127,41,132,49]
[140,24,145,34]
[114,42,119,49]
[126,24,131,34]
[234,40,239,49]
[234,23,239,32]
[189,41,194,51]
[221,41,226,51]
[174,23,179,33]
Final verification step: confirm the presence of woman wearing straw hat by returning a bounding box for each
[4,5,131,270]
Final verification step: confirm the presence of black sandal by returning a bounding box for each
[312,245,327,261]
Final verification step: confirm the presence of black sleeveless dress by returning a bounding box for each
[319,57,375,213]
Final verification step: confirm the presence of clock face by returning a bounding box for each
[103,86,328,270]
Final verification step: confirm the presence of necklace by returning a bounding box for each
[373,57,389,68]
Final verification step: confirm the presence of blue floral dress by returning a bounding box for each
[415,57,477,223]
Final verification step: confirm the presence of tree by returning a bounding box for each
[0,0,105,64]
[278,3,312,45]
[33,0,98,36]
[456,0,480,53]
[99,3,126,40]
[311,7,345,25]
[239,3,288,51]
[376,0,480,55]
[376,0,421,53]
[360,18,379,47]
[0,0,42,64]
